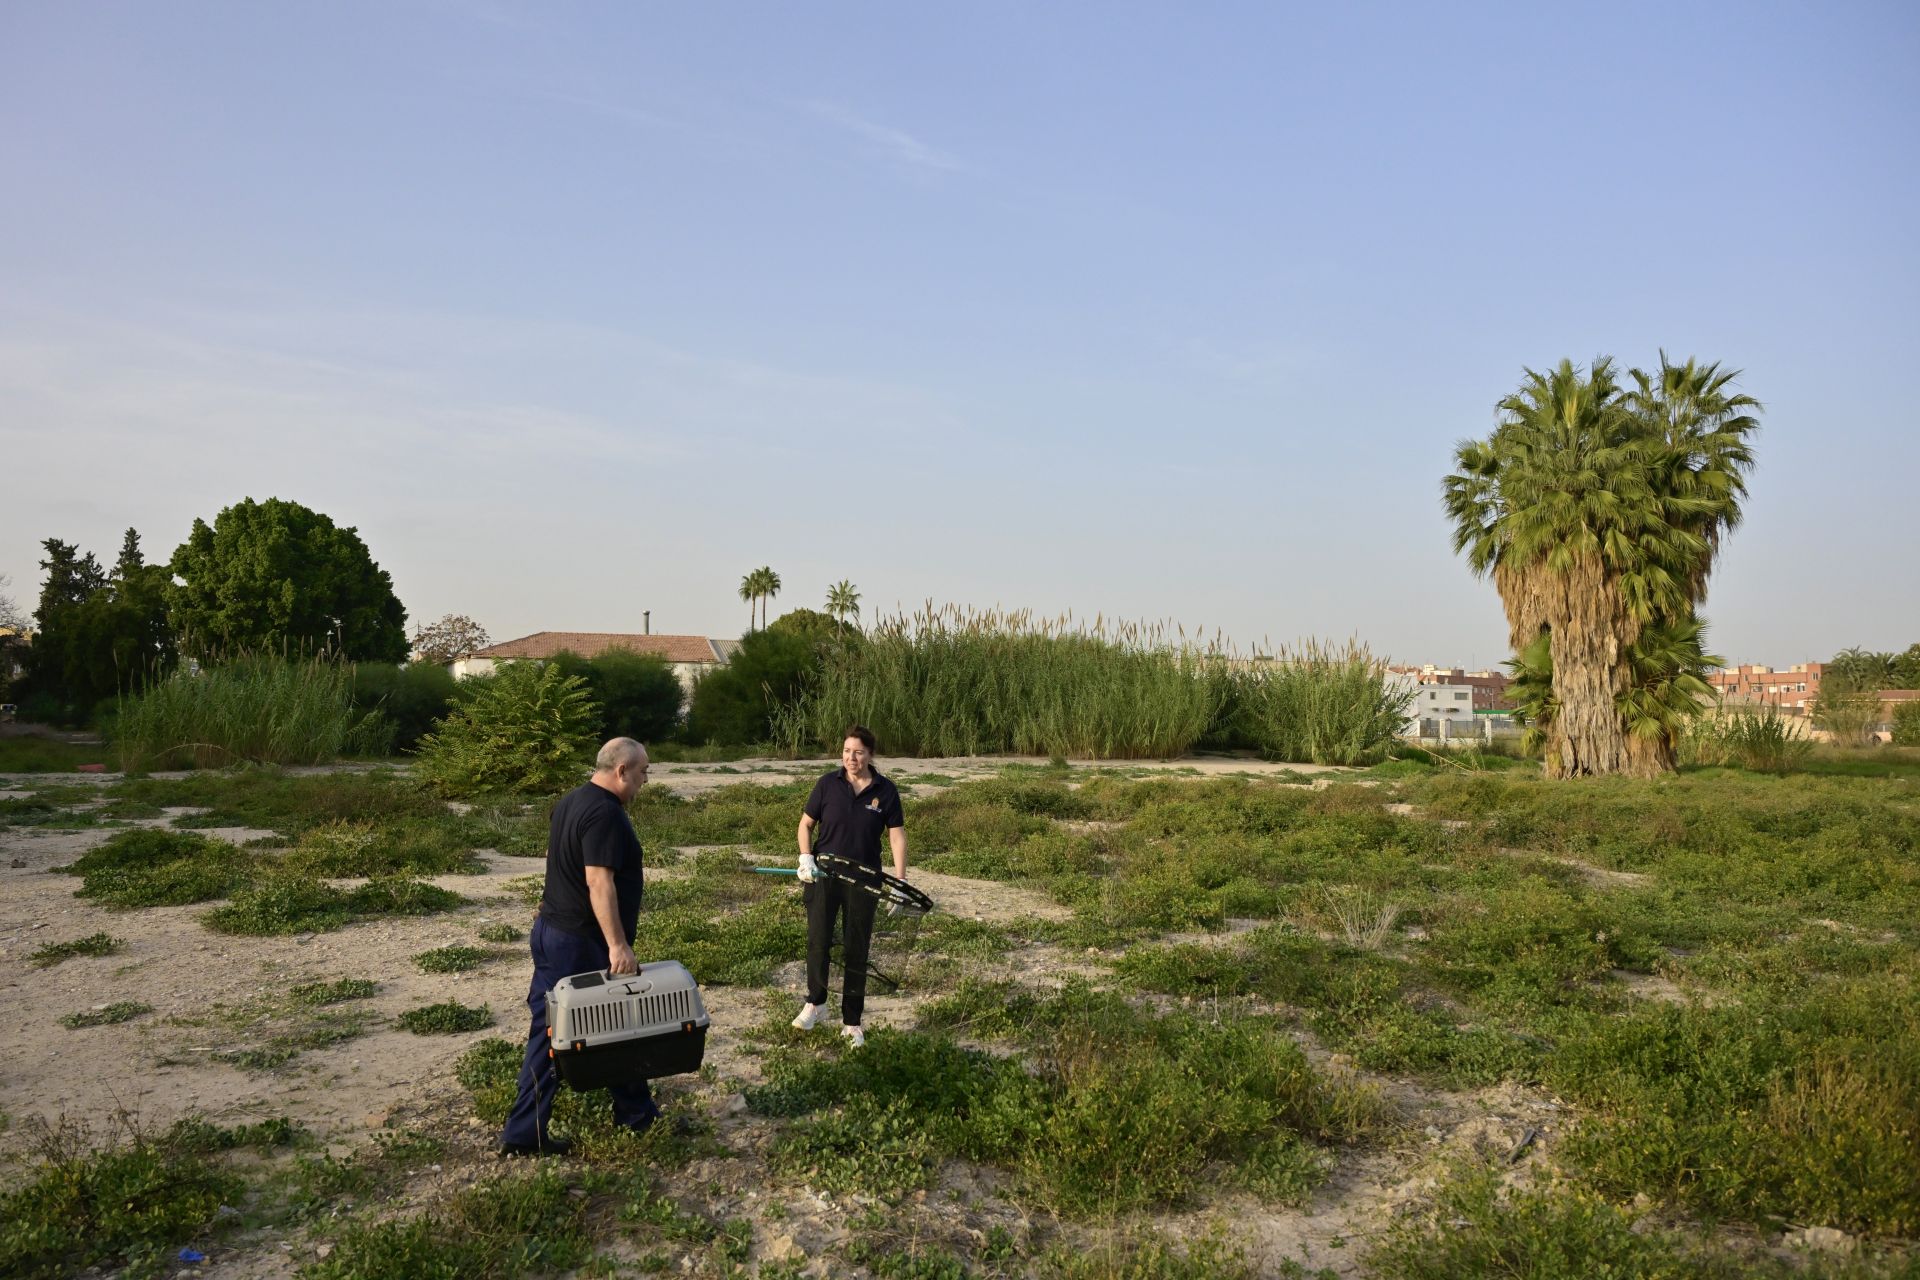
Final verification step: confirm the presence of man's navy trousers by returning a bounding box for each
[499,915,659,1148]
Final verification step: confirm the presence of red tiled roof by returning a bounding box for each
[469,632,722,664]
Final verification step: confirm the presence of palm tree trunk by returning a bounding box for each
[1499,555,1645,779]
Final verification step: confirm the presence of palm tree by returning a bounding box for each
[739,571,758,634]
[826,580,861,635]
[1445,355,1758,778]
[757,567,781,630]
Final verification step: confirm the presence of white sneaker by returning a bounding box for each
[841,1024,865,1048]
[791,1002,824,1031]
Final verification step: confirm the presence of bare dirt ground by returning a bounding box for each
[0,758,1564,1278]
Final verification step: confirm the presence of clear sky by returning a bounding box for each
[4,1,1916,667]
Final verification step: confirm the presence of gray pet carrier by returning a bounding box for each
[545,961,710,1089]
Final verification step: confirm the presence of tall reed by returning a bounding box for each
[1210,639,1413,766]
[113,654,386,771]
[780,605,1407,763]
[781,605,1216,759]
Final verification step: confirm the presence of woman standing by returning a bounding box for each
[792,725,907,1047]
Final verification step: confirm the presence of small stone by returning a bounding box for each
[1789,1226,1857,1255]
[725,1093,748,1115]
[316,1244,333,1259]
[766,1234,801,1261]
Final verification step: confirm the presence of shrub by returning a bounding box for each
[548,648,684,745]
[282,818,481,877]
[112,654,385,770]
[29,932,123,968]
[289,978,377,1005]
[60,1002,151,1029]
[65,828,253,908]
[413,945,494,974]
[350,660,463,753]
[0,1115,257,1280]
[1682,706,1813,772]
[414,661,600,797]
[1369,1167,1740,1280]
[399,1001,494,1034]
[304,1167,592,1280]
[1893,702,1920,747]
[205,876,462,935]
[686,627,817,746]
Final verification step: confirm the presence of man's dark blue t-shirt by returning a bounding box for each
[539,781,644,942]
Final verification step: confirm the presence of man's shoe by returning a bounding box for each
[792,1002,825,1031]
[842,1024,866,1048]
[496,1135,572,1158]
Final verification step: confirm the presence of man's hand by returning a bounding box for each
[798,853,819,883]
[607,942,637,976]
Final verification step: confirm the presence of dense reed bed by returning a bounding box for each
[112,655,383,770]
[783,606,1409,762]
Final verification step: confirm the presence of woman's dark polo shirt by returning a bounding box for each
[539,781,644,942]
[804,768,905,868]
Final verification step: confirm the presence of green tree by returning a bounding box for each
[1894,644,1920,689]
[21,532,176,720]
[1826,646,1896,690]
[409,614,490,664]
[738,571,759,633]
[826,579,861,634]
[756,566,782,630]
[168,498,408,662]
[1446,356,1759,778]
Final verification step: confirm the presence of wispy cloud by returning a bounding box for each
[805,101,964,174]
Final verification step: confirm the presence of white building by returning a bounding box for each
[451,632,738,696]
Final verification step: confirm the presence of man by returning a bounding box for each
[497,737,660,1156]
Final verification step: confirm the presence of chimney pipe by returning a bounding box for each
[643,610,651,635]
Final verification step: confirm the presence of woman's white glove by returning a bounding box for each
[797,853,819,883]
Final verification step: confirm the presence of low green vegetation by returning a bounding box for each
[0,736,105,771]
[289,978,378,1005]
[399,1001,494,1034]
[205,876,465,935]
[0,1113,297,1280]
[413,944,495,973]
[754,982,1383,1216]
[29,932,123,967]
[59,1001,151,1029]
[476,922,525,943]
[302,1166,594,1280]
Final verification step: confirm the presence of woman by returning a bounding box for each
[792,725,907,1047]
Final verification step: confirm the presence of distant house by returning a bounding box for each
[451,632,739,695]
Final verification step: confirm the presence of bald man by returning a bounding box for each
[498,738,660,1156]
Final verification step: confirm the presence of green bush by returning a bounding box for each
[281,818,482,877]
[289,978,378,1005]
[1370,1167,1741,1280]
[414,661,600,797]
[28,932,123,968]
[351,660,463,753]
[686,627,817,746]
[413,944,495,973]
[1893,702,1920,747]
[60,1001,151,1029]
[0,1116,269,1280]
[65,828,253,908]
[204,875,462,935]
[303,1167,591,1280]
[399,1001,493,1034]
[548,648,684,745]
[112,654,385,770]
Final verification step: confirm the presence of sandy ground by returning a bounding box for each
[0,757,1566,1278]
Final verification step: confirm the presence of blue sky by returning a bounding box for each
[4,1,1916,666]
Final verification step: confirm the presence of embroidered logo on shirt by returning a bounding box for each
[866,798,882,811]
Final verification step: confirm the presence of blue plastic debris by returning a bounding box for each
[178,1247,206,1262]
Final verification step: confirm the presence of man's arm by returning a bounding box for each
[585,865,637,975]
